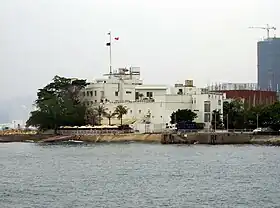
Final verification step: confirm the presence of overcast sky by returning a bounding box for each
[0,0,279,100]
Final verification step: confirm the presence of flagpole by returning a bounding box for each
[109,31,112,78]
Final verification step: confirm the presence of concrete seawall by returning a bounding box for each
[161,132,280,145]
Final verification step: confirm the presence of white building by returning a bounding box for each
[0,120,25,130]
[82,67,225,131]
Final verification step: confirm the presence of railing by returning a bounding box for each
[108,99,155,104]
[202,129,254,133]
[58,129,134,135]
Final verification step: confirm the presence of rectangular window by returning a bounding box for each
[86,91,89,96]
[204,113,211,122]
[135,92,139,100]
[218,100,221,105]
[100,91,104,98]
[90,91,93,96]
[204,101,211,112]
[178,89,183,95]
[126,91,132,94]
[115,91,119,96]
[146,92,153,98]
[94,91,97,96]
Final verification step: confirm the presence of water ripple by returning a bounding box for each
[0,143,280,208]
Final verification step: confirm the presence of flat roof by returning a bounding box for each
[135,85,168,90]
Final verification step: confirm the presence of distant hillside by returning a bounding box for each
[0,95,35,123]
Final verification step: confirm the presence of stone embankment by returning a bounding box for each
[74,133,162,143]
[0,133,162,143]
[1,132,280,146]
[0,134,50,143]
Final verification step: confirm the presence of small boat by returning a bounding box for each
[66,140,84,143]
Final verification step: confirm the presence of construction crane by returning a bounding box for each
[249,24,276,39]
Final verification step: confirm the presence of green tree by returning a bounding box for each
[246,105,265,129]
[114,105,128,126]
[104,111,117,125]
[170,109,197,124]
[94,105,106,125]
[223,99,245,129]
[26,76,88,132]
[211,109,223,129]
[264,102,280,130]
[85,108,98,125]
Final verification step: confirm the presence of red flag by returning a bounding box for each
[114,37,119,40]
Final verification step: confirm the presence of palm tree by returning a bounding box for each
[94,105,106,125]
[104,111,117,125]
[114,105,128,126]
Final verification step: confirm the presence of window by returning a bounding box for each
[126,91,132,94]
[100,91,104,98]
[90,91,93,96]
[135,92,139,100]
[95,100,97,103]
[178,89,183,95]
[94,91,97,96]
[146,92,153,98]
[130,110,132,114]
[204,101,211,112]
[218,100,221,105]
[204,113,211,122]
[86,91,90,96]
[138,110,142,114]
[91,101,93,105]
[115,91,119,96]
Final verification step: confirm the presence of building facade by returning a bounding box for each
[258,38,280,91]
[220,90,276,108]
[81,67,224,129]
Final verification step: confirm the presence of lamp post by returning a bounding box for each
[226,114,229,132]
[214,112,217,132]
[257,114,259,129]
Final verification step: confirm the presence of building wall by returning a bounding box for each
[258,38,280,91]
[81,73,224,126]
[222,90,277,107]
[100,93,224,125]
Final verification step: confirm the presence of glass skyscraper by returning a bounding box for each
[258,38,280,91]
